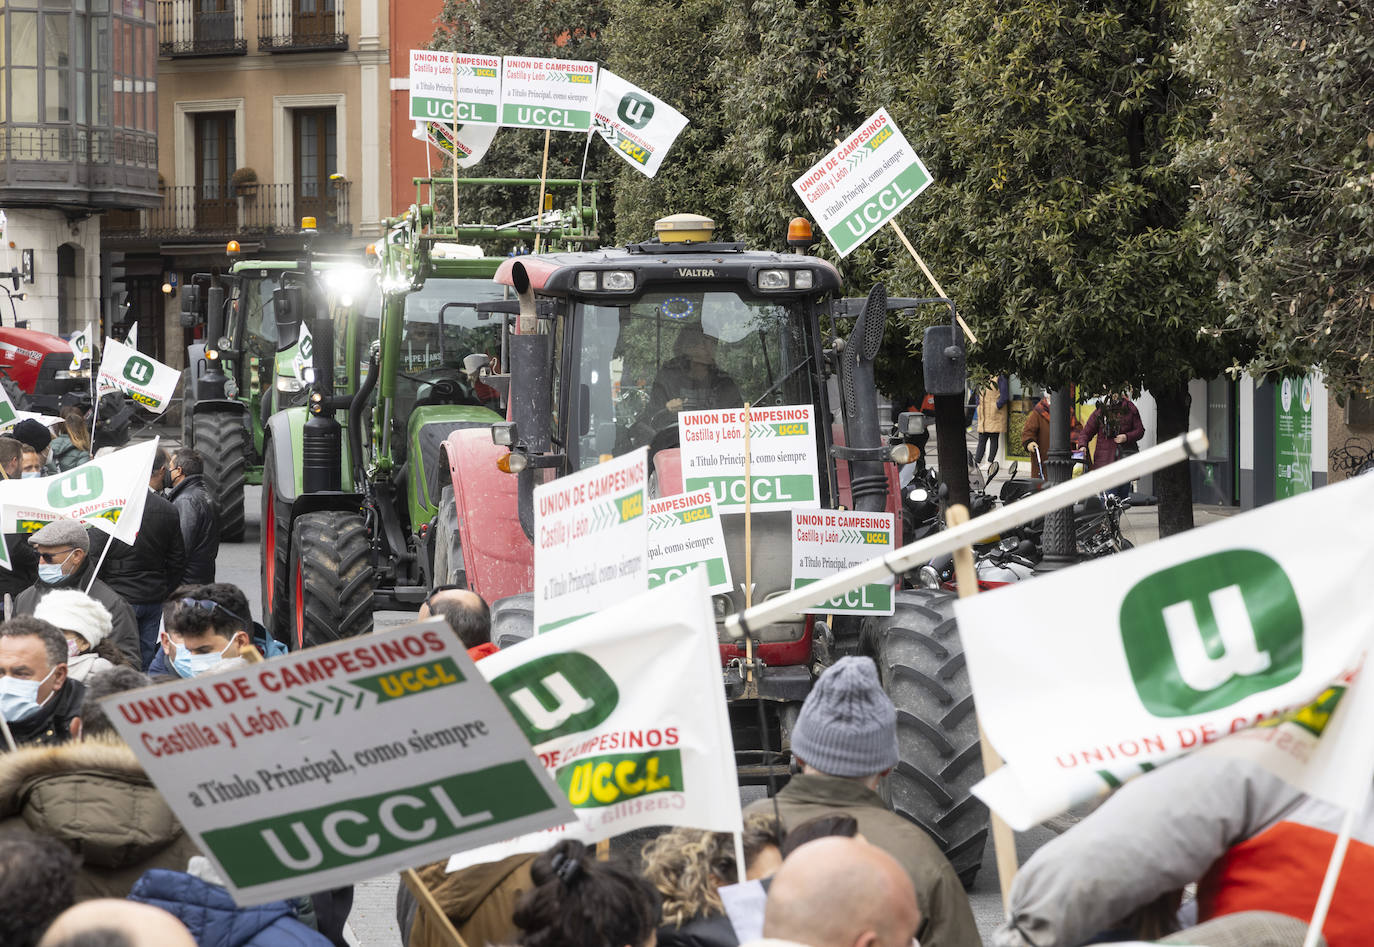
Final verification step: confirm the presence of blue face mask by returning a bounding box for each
[0,667,56,722]
[171,642,195,678]
[186,639,236,677]
[37,562,67,585]
[20,470,40,479]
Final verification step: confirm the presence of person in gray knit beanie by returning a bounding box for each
[790,656,899,778]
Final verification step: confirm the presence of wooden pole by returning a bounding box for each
[945,503,1018,914]
[887,220,976,346]
[402,868,470,947]
[743,403,755,683]
[533,129,552,253]
[451,55,459,230]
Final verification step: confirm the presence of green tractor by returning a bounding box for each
[258,178,599,648]
[180,235,372,542]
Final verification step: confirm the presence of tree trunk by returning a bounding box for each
[1153,381,1194,537]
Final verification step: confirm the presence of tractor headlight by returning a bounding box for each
[576,271,598,291]
[917,565,942,590]
[908,487,929,504]
[793,269,814,290]
[757,269,790,290]
[601,270,635,291]
[276,375,304,393]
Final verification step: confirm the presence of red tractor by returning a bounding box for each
[432,215,987,884]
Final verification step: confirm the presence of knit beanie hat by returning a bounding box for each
[13,418,52,452]
[34,589,113,649]
[791,656,899,778]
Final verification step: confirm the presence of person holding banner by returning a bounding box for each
[16,521,141,669]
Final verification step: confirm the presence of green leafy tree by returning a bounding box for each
[432,0,616,238]
[1180,0,1374,394]
[866,0,1238,534]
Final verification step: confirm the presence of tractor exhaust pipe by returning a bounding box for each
[507,262,552,542]
[512,259,537,335]
[841,284,889,513]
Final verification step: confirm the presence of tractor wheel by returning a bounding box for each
[2,376,31,412]
[288,511,374,650]
[431,485,465,588]
[863,588,987,888]
[490,593,535,650]
[194,411,247,542]
[260,449,292,643]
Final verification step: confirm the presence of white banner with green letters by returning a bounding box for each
[97,336,181,414]
[447,571,741,872]
[957,473,1374,830]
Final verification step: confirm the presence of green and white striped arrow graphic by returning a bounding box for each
[288,685,367,724]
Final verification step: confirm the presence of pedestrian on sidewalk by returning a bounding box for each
[975,375,1010,467]
[1078,391,1145,498]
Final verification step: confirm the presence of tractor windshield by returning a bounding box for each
[400,278,506,372]
[568,290,815,468]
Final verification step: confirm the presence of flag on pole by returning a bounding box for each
[412,119,497,169]
[446,570,741,871]
[0,384,17,430]
[96,336,180,414]
[126,321,139,350]
[591,70,689,178]
[68,322,92,371]
[291,323,315,387]
[0,438,158,545]
[955,473,1374,831]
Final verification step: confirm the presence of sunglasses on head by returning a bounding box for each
[178,597,250,627]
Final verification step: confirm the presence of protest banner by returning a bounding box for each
[792,509,896,615]
[447,571,740,872]
[956,472,1374,831]
[0,382,17,429]
[105,619,573,906]
[533,446,648,632]
[97,336,180,414]
[500,56,598,131]
[591,69,689,178]
[68,322,92,371]
[412,119,498,169]
[0,439,156,544]
[409,50,501,125]
[647,489,732,594]
[792,108,932,258]
[1,410,65,435]
[679,405,820,514]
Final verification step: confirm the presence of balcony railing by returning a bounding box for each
[103,181,352,238]
[157,0,247,57]
[258,0,347,52]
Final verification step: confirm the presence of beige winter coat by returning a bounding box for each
[977,383,1009,434]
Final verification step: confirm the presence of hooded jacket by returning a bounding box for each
[97,488,187,604]
[15,556,141,668]
[131,869,331,947]
[169,473,221,584]
[400,853,536,947]
[0,738,202,899]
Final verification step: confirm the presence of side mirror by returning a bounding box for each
[463,353,490,376]
[179,285,202,329]
[986,460,1000,481]
[898,411,927,437]
[272,287,302,352]
[1008,460,1019,480]
[8,268,19,292]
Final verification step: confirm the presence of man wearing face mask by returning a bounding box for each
[0,437,38,601]
[14,520,142,669]
[0,616,83,749]
[156,583,283,678]
[167,449,220,585]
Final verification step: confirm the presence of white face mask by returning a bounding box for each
[0,667,57,722]
[20,470,41,479]
[186,638,237,677]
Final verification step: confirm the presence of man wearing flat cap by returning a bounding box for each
[14,520,141,668]
[745,656,979,947]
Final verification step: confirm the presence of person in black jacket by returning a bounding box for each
[0,438,37,603]
[0,616,85,750]
[96,447,187,669]
[14,520,142,669]
[167,448,220,585]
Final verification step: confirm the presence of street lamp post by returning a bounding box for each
[1038,384,1077,570]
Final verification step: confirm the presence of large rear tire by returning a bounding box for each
[289,511,374,650]
[194,410,247,542]
[864,588,987,888]
[260,448,291,643]
[431,485,465,588]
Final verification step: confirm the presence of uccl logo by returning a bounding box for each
[617,92,654,129]
[1120,550,1302,717]
[491,652,618,743]
[123,355,155,385]
[48,468,104,508]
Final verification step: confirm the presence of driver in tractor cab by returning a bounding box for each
[643,325,742,426]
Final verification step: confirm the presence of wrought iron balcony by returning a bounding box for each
[258,1,347,52]
[103,181,352,239]
[157,0,247,57]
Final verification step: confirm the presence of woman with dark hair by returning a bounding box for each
[513,839,661,947]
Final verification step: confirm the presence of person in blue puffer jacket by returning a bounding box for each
[129,867,331,947]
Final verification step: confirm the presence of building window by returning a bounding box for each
[293,106,334,225]
[194,110,236,229]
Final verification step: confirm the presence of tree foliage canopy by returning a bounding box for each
[1180,0,1374,393]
